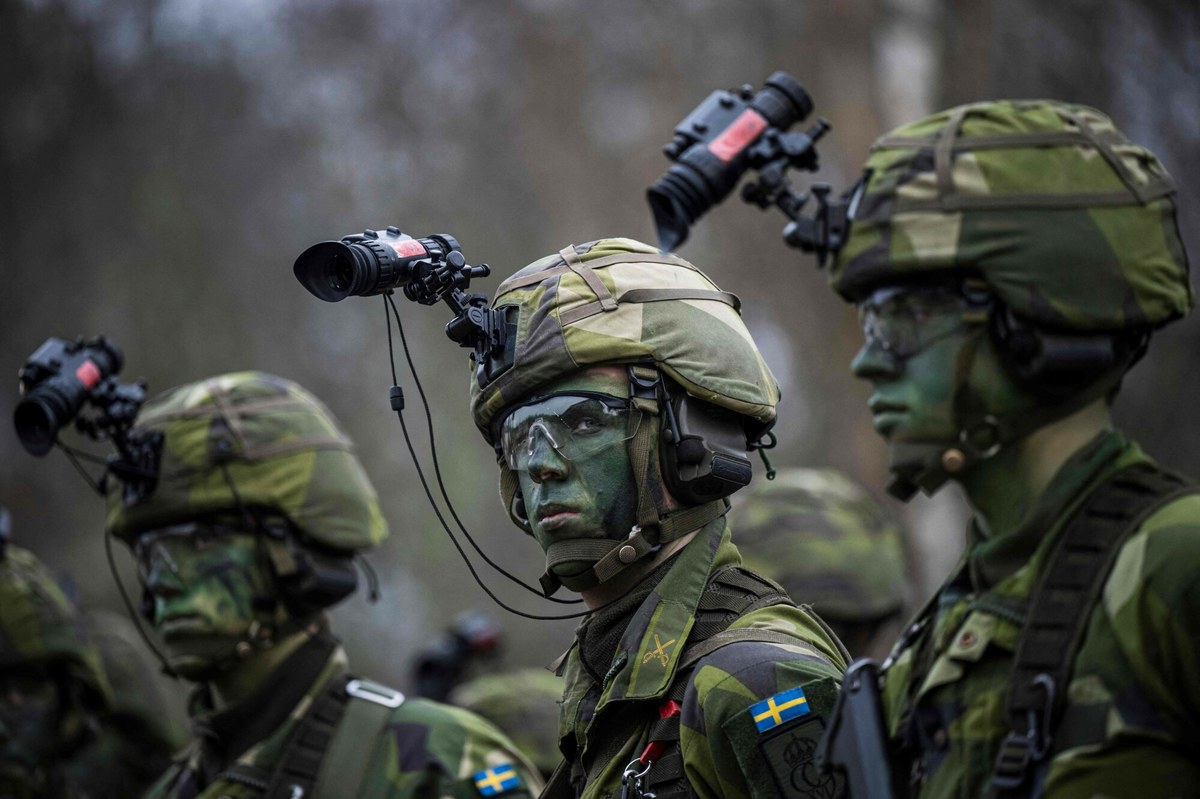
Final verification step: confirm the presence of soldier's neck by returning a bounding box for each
[961,398,1112,541]
[210,628,313,710]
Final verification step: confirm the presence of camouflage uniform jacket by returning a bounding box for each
[146,632,543,799]
[881,431,1200,797]
[554,516,848,799]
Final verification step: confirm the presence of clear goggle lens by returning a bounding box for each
[498,393,642,472]
[858,286,980,358]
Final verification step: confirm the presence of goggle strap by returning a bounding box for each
[263,534,300,579]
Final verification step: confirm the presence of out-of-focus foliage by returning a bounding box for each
[1,0,1196,687]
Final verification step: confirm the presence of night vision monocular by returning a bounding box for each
[14,335,160,501]
[648,71,854,264]
[294,227,514,385]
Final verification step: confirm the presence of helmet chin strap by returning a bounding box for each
[886,328,1131,501]
[536,365,728,597]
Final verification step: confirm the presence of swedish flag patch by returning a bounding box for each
[748,686,810,733]
[474,763,522,796]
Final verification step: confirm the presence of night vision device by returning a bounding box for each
[293,227,515,385]
[14,335,160,501]
[648,71,856,263]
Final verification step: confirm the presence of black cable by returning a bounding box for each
[57,443,104,494]
[382,295,600,621]
[384,293,580,605]
[103,527,177,678]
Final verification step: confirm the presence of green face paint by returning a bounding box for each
[851,286,1032,470]
[506,369,642,581]
[134,525,274,679]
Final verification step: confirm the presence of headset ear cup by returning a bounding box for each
[992,304,1127,402]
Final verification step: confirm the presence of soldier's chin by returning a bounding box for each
[163,637,243,680]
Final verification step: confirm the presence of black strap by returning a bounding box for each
[990,462,1197,797]
[263,675,354,799]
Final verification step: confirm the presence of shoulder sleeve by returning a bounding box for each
[1102,493,1200,741]
[371,697,545,799]
[678,633,845,799]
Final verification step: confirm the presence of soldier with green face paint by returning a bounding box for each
[728,468,911,660]
[0,519,179,798]
[469,239,849,799]
[104,372,541,799]
[823,100,1199,796]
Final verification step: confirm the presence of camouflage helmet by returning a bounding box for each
[449,668,563,777]
[105,371,387,552]
[832,100,1193,330]
[469,238,780,442]
[0,544,110,705]
[729,468,908,622]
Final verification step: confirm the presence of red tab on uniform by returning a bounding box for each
[391,239,427,258]
[639,740,666,766]
[75,360,102,389]
[658,700,682,719]
[707,109,768,163]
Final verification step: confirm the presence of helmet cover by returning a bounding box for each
[104,371,387,552]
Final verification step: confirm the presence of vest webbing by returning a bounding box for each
[219,674,400,798]
[988,461,1196,797]
[548,565,830,799]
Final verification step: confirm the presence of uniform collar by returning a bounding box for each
[591,515,736,706]
[967,429,1140,590]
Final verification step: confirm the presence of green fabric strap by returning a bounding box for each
[544,500,728,594]
[990,462,1197,797]
[313,679,400,798]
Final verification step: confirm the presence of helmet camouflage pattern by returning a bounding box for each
[469,238,780,442]
[105,371,387,551]
[729,468,908,622]
[832,100,1193,330]
[449,668,563,776]
[0,544,109,703]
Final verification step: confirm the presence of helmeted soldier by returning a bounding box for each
[104,372,541,798]
[728,468,911,659]
[0,519,178,798]
[469,238,849,799]
[826,100,1198,795]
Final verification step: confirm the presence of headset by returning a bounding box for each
[656,377,758,506]
[990,303,1149,404]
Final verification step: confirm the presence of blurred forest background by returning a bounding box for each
[2,0,1197,697]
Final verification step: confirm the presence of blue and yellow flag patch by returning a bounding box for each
[748,686,811,733]
[474,763,522,796]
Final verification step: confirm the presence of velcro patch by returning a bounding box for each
[759,716,844,799]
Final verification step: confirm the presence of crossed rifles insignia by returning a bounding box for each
[642,634,676,667]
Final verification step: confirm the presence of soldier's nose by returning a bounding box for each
[526,432,569,484]
[851,338,902,381]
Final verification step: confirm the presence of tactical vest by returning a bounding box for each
[217,676,404,798]
[890,462,1197,799]
[545,565,850,799]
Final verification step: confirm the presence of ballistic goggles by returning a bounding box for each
[497,392,643,472]
[858,284,990,359]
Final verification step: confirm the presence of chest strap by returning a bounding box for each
[989,462,1196,798]
[218,676,403,799]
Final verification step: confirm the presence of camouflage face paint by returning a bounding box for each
[134,526,273,679]
[852,318,967,445]
[851,287,1031,453]
[0,672,62,796]
[513,369,641,579]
